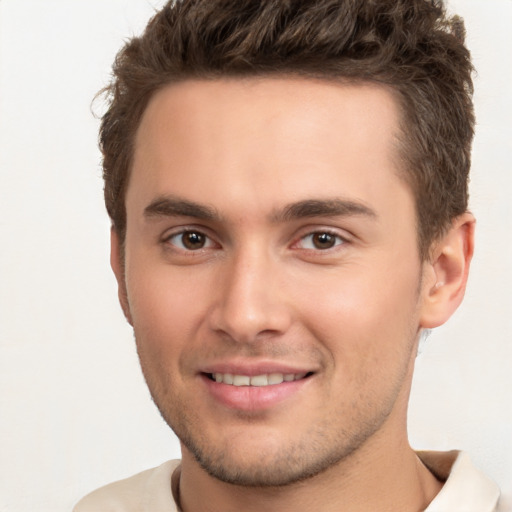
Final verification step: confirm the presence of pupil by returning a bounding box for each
[183,232,205,249]
[313,233,335,249]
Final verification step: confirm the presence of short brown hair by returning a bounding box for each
[99,0,474,259]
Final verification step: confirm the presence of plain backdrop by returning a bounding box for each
[0,1,511,510]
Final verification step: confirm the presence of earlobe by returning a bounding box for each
[419,213,475,329]
[110,228,133,326]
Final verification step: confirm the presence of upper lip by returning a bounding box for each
[199,360,316,377]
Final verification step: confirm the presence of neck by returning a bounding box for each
[177,347,442,512]
[178,428,442,512]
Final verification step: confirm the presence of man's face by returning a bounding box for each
[118,78,434,486]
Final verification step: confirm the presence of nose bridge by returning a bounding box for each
[210,241,291,342]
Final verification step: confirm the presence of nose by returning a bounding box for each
[208,247,293,344]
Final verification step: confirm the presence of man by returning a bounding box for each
[74,0,501,510]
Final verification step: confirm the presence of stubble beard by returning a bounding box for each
[175,411,389,487]
[134,305,421,488]
[139,362,410,488]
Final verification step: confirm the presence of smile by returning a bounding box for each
[209,372,308,386]
[202,370,314,410]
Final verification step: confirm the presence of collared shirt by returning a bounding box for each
[73,451,501,511]
[418,451,501,511]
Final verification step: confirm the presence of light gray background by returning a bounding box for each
[0,1,510,510]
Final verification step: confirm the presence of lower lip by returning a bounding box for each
[200,374,311,411]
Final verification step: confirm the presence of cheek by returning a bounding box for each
[295,260,421,375]
[125,263,212,361]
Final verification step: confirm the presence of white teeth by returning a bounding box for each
[233,375,250,386]
[211,372,308,386]
[268,373,284,385]
[250,375,268,386]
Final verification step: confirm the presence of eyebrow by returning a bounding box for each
[143,195,376,223]
[271,199,377,223]
[144,196,221,221]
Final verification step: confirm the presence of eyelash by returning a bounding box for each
[163,229,217,252]
[161,227,349,254]
[294,230,347,251]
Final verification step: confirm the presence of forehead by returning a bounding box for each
[129,77,410,222]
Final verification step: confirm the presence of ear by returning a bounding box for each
[110,228,133,325]
[419,213,475,329]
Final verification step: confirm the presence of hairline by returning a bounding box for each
[115,73,435,258]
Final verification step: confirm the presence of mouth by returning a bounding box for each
[199,362,316,410]
[205,372,313,387]
[201,370,314,410]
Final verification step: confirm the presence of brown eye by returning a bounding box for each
[181,231,206,250]
[166,230,214,251]
[298,231,345,250]
[312,232,336,249]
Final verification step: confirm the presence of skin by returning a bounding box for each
[112,78,474,511]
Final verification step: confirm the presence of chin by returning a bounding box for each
[189,442,343,487]
[176,420,371,488]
